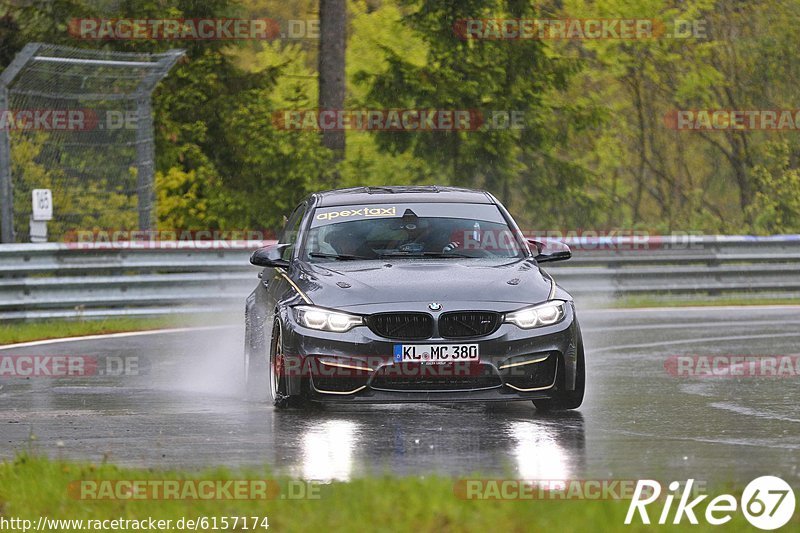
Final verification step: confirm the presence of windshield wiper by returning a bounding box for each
[378,251,474,259]
[309,252,371,261]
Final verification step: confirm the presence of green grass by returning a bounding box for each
[0,455,768,532]
[0,315,232,346]
[608,295,800,308]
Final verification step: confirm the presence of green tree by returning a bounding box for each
[353,0,602,229]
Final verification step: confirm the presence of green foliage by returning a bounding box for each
[338,0,436,187]
[155,166,228,230]
[351,0,604,229]
[565,0,800,233]
[10,132,137,237]
[3,0,800,236]
[3,0,331,235]
[746,141,800,234]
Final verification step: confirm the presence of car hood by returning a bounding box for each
[292,258,553,309]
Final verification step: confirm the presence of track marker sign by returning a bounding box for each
[30,189,52,242]
[31,189,53,221]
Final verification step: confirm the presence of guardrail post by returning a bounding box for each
[135,97,155,232]
[0,44,43,243]
[0,86,13,243]
[134,49,184,232]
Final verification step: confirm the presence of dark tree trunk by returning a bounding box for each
[319,0,346,176]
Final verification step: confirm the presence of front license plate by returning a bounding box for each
[393,344,479,363]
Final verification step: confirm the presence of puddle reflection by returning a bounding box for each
[270,404,585,481]
[296,419,359,481]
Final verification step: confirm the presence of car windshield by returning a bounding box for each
[303,202,525,261]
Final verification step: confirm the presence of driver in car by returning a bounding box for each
[324,225,369,257]
[393,212,429,253]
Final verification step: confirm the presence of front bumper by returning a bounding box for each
[277,302,578,403]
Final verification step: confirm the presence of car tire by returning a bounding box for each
[244,307,268,401]
[268,320,308,409]
[533,325,585,411]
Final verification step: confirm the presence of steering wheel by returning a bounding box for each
[441,240,492,257]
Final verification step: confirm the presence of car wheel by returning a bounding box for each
[533,325,585,411]
[244,307,267,401]
[269,321,308,409]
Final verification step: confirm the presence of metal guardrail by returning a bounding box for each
[0,236,798,320]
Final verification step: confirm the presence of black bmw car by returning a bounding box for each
[244,186,584,410]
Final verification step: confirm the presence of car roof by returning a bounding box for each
[313,186,494,207]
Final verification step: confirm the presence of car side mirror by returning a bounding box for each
[528,238,571,263]
[250,244,291,268]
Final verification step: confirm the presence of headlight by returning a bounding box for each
[293,306,363,332]
[504,301,566,329]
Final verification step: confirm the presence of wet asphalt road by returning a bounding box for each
[1,305,799,485]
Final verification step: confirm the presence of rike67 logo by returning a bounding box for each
[625,477,796,530]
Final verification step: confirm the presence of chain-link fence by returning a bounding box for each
[0,43,183,242]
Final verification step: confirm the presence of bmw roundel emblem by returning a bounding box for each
[428,302,442,311]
